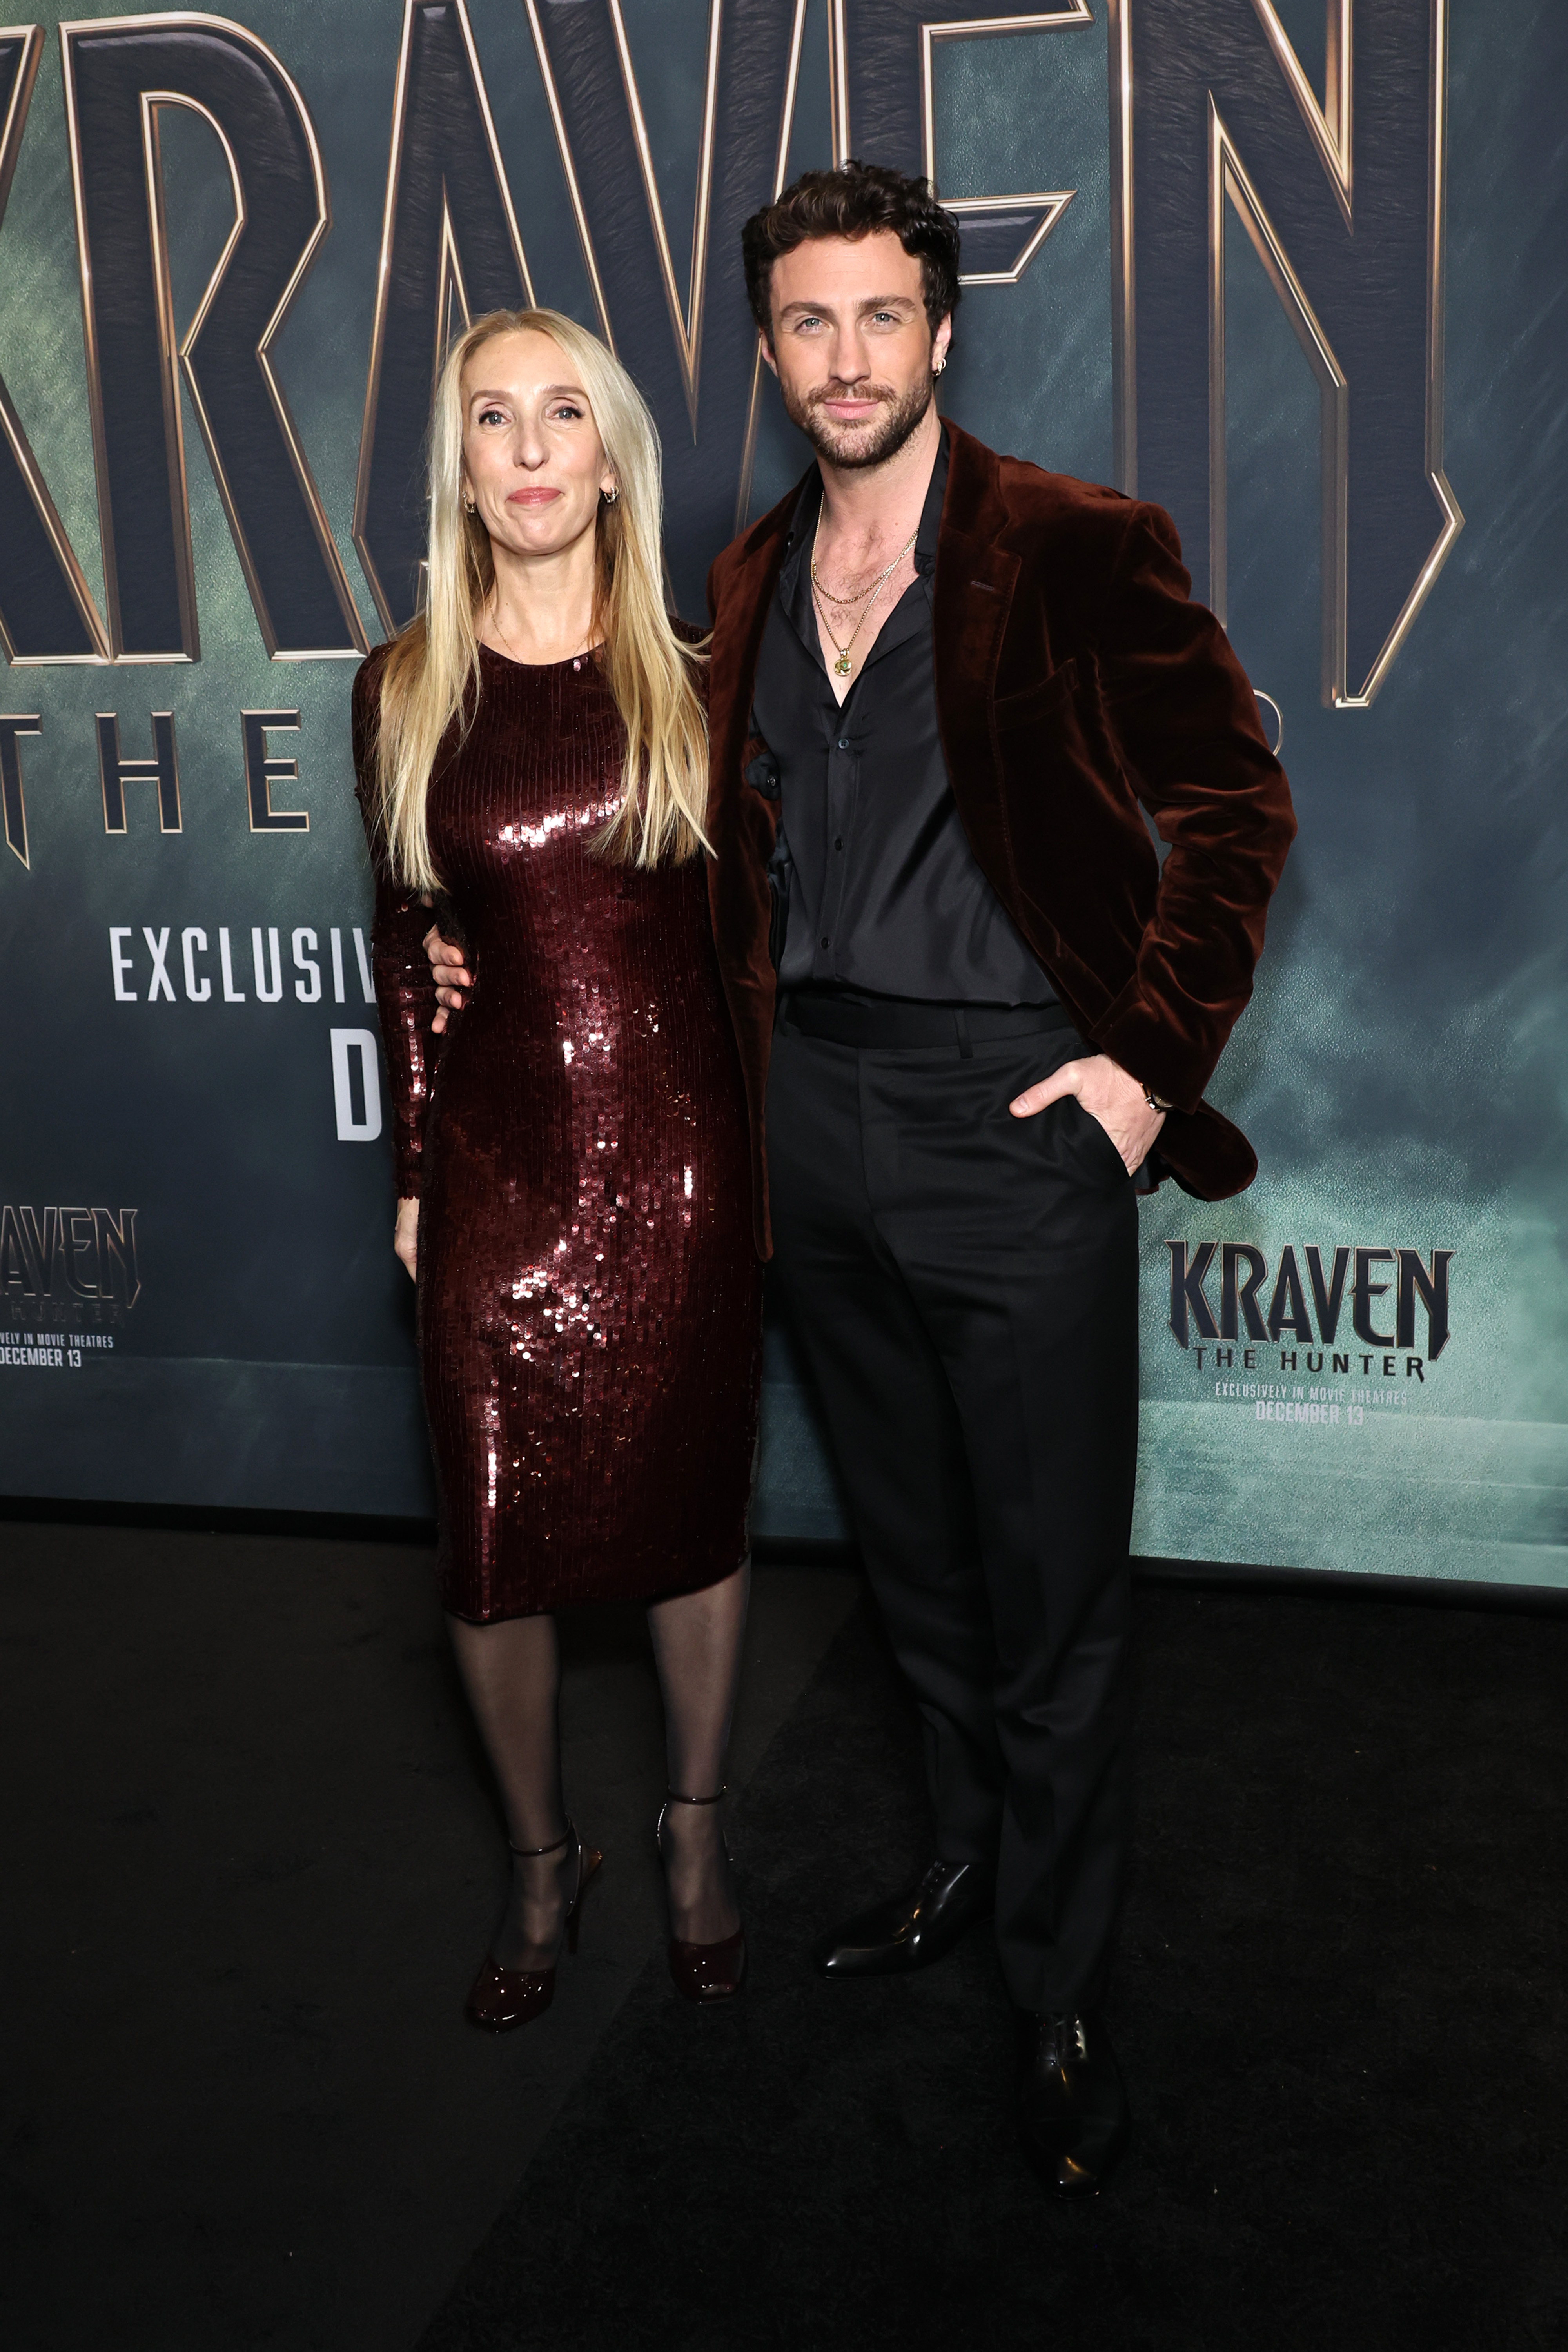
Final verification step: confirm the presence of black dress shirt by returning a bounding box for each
[752,435,1054,1006]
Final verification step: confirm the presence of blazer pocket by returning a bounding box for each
[1066,1096,1132,1186]
[992,656,1080,737]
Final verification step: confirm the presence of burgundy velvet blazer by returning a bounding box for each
[705,418,1296,1258]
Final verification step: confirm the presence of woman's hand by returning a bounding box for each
[422,924,472,1037]
[394,1196,419,1281]
[1009,1053,1166,1174]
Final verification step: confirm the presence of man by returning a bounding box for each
[427,162,1294,2197]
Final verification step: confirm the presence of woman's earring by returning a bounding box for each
[602,486,619,506]
[463,494,477,514]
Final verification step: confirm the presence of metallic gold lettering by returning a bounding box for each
[811,6,1090,291]
[61,14,365,660]
[93,1207,141,1309]
[1207,97,1347,692]
[0,28,109,663]
[97,712,181,834]
[20,1207,56,1297]
[0,714,41,867]
[60,1207,98,1300]
[353,0,534,632]
[826,2,1085,173]
[242,709,308,833]
[0,1203,29,1295]
[1110,0,1461,704]
[1247,1,1351,227]
[525,0,818,605]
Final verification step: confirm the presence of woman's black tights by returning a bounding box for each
[446,1560,750,1967]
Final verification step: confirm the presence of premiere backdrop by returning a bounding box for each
[2,0,1564,1587]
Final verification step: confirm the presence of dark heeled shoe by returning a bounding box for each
[464,1822,603,2032]
[656,1786,746,2003]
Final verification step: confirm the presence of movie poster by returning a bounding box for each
[2,1,1563,1588]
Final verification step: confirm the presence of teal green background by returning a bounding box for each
[2,2,1564,1584]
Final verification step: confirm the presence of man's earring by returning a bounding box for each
[933,354,947,376]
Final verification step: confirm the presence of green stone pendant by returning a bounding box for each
[834,652,852,676]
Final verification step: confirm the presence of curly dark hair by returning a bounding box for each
[741,160,963,341]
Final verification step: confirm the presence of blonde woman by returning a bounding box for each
[352,309,760,2027]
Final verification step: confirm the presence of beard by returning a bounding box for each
[781,368,935,471]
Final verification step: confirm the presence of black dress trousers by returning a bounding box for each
[766,1019,1140,2013]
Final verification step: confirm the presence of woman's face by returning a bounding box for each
[459,329,616,565]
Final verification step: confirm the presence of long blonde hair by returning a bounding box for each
[371,308,710,887]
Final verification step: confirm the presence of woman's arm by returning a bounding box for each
[351,659,443,1256]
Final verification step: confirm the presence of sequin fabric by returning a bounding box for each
[352,644,761,1621]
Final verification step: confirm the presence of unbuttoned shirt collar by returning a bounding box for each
[776,430,947,677]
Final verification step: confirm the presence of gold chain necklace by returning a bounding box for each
[813,570,883,610]
[809,508,920,679]
[485,594,594,667]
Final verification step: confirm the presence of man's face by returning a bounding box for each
[763,230,951,470]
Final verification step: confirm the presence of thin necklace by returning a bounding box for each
[813,572,881,610]
[486,595,594,667]
[809,508,919,679]
[810,505,918,608]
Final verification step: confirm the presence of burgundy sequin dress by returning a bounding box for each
[352,642,761,1622]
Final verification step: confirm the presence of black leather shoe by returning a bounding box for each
[811,1860,992,1978]
[1016,2010,1129,2198]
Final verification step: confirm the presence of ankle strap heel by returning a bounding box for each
[654,1788,746,2004]
[508,1824,574,1857]
[654,1784,726,1852]
[465,1822,603,2030]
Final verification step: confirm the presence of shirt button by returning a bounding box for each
[837,738,849,751]
[834,837,844,850]
[820,936,829,949]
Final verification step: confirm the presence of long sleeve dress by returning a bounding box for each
[352,640,762,1622]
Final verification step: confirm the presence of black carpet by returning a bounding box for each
[0,1528,858,2352]
[420,1585,1567,2352]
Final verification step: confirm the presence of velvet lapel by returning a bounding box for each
[931,422,1020,891]
[702,485,800,1256]
[705,494,797,846]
